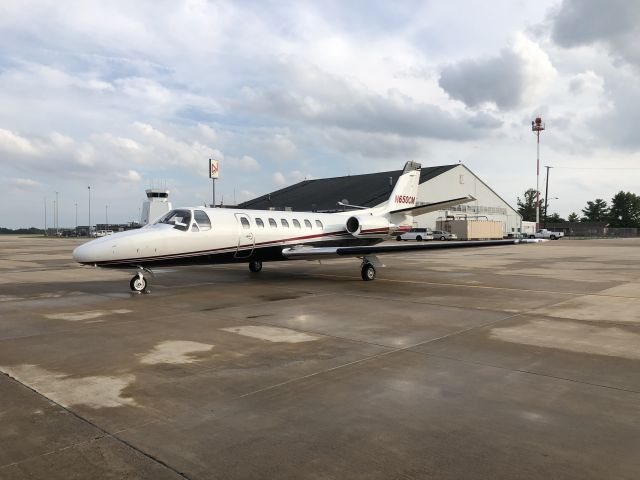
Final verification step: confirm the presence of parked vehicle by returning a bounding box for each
[397,228,433,242]
[432,230,457,241]
[532,229,564,240]
[94,230,114,237]
[505,232,528,239]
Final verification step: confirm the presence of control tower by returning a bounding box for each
[141,187,172,225]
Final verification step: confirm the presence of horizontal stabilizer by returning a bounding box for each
[389,196,475,215]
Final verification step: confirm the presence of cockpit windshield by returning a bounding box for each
[155,209,192,231]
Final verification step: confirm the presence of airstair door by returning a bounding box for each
[235,213,255,258]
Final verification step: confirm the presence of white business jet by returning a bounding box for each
[73,162,539,292]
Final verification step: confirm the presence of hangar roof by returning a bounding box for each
[239,164,458,212]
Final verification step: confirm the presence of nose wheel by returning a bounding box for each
[249,260,263,273]
[130,272,150,293]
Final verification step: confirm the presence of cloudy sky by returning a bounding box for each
[1,0,640,228]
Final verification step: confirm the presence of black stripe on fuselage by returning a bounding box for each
[85,236,382,269]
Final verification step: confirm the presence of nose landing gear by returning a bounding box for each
[249,259,263,273]
[130,269,152,294]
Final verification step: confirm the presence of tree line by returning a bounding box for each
[517,189,640,227]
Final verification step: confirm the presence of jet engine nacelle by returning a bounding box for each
[346,215,400,238]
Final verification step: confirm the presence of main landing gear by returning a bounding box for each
[360,255,381,281]
[130,269,152,294]
[249,259,263,273]
[361,261,376,281]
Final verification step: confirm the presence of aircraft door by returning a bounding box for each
[235,213,255,258]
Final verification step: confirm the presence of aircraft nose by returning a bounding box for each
[72,243,93,264]
[73,239,112,265]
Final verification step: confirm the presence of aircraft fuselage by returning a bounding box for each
[72,207,386,269]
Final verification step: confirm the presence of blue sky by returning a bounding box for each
[1,0,640,228]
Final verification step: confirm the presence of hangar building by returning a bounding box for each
[239,164,522,235]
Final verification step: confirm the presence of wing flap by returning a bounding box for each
[282,239,544,260]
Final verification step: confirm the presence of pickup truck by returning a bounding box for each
[531,229,564,240]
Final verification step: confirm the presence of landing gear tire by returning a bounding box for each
[361,263,376,281]
[130,274,147,293]
[249,260,263,273]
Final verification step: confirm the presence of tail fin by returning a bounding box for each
[382,161,420,213]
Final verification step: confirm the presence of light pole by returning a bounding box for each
[55,191,59,235]
[75,202,78,234]
[44,197,47,236]
[105,205,109,230]
[88,186,91,236]
[532,117,545,229]
[543,165,552,228]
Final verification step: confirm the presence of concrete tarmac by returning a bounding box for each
[0,235,639,479]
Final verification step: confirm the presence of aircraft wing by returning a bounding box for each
[282,238,544,260]
[389,195,475,215]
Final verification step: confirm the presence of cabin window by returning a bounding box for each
[255,218,265,228]
[315,220,323,229]
[281,219,289,228]
[240,217,250,229]
[155,209,191,232]
[304,219,312,229]
[269,218,277,228]
[193,210,211,231]
[292,219,301,229]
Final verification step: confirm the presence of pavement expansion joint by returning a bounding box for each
[305,272,640,299]
[0,371,193,480]
[409,350,640,396]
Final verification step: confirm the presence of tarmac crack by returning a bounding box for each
[0,371,194,480]
[405,349,640,395]
[226,311,527,403]
[304,272,639,299]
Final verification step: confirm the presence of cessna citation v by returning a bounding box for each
[73,162,541,293]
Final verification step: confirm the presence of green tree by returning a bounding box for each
[608,191,640,227]
[517,188,543,222]
[581,199,609,222]
[546,213,565,222]
[567,212,579,222]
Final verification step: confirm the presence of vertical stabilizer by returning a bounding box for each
[382,161,421,213]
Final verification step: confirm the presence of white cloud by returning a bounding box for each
[272,172,287,187]
[0,128,39,156]
[0,0,639,226]
[10,177,41,189]
[228,155,260,172]
[568,71,604,96]
[439,32,556,110]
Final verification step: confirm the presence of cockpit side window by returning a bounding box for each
[193,210,211,231]
[155,209,192,232]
